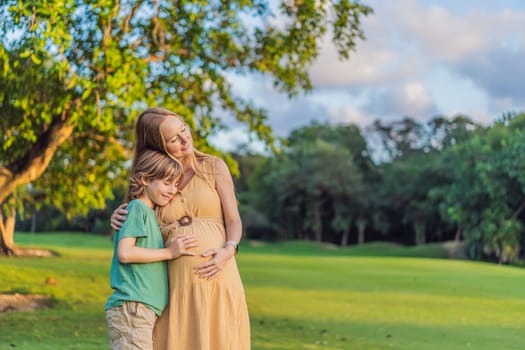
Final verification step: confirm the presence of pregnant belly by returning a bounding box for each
[165,221,225,275]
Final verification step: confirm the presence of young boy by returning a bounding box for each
[105,149,197,350]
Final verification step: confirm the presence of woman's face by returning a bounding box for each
[160,116,193,160]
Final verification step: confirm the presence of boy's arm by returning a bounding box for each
[117,236,198,263]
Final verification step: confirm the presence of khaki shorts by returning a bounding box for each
[106,301,157,350]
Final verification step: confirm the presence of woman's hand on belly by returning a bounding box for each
[194,246,235,280]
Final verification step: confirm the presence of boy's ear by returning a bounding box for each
[137,175,149,187]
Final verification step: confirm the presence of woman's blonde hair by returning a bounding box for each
[127,149,183,201]
[133,107,212,181]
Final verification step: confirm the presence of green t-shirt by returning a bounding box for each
[104,199,168,316]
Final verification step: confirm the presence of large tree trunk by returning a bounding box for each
[454,227,462,242]
[414,221,426,245]
[340,227,350,247]
[357,218,367,245]
[0,115,74,255]
[313,202,322,242]
[0,208,16,255]
[30,210,37,233]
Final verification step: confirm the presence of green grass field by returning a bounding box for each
[1,232,525,350]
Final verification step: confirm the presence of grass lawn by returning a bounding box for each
[1,232,525,350]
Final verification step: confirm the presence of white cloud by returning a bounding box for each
[489,97,518,118]
[360,79,437,121]
[310,37,397,87]
[402,81,434,113]
[390,2,485,62]
[208,127,268,153]
[327,105,371,129]
[221,0,525,144]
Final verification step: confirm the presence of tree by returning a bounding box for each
[231,152,274,240]
[292,139,364,243]
[369,115,481,161]
[427,114,480,149]
[369,117,427,161]
[288,122,376,244]
[428,113,525,263]
[250,123,368,244]
[368,115,480,246]
[0,0,373,254]
[376,152,449,245]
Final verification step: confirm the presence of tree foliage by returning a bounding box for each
[431,114,525,263]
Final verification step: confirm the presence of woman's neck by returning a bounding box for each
[177,153,195,170]
[179,157,192,170]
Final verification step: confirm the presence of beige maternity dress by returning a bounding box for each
[152,156,250,350]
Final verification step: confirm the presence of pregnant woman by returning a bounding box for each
[111,107,250,349]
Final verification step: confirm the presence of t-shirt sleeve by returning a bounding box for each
[118,201,148,240]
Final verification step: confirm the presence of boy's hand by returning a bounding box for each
[166,235,198,259]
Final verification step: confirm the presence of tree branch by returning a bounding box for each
[511,197,525,220]
[0,113,75,204]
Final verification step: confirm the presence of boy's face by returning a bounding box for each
[143,177,178,208]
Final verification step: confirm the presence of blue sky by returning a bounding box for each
[210,0,525,151]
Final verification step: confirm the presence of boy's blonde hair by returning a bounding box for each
[127,149,182,201]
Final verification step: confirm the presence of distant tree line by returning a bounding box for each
[17,112,525,264]
[234,112,525,264]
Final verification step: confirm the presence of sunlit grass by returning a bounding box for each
[239,254,525,350]
[1,232,524,349]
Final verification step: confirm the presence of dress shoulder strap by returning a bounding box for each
[196,155,217,189]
